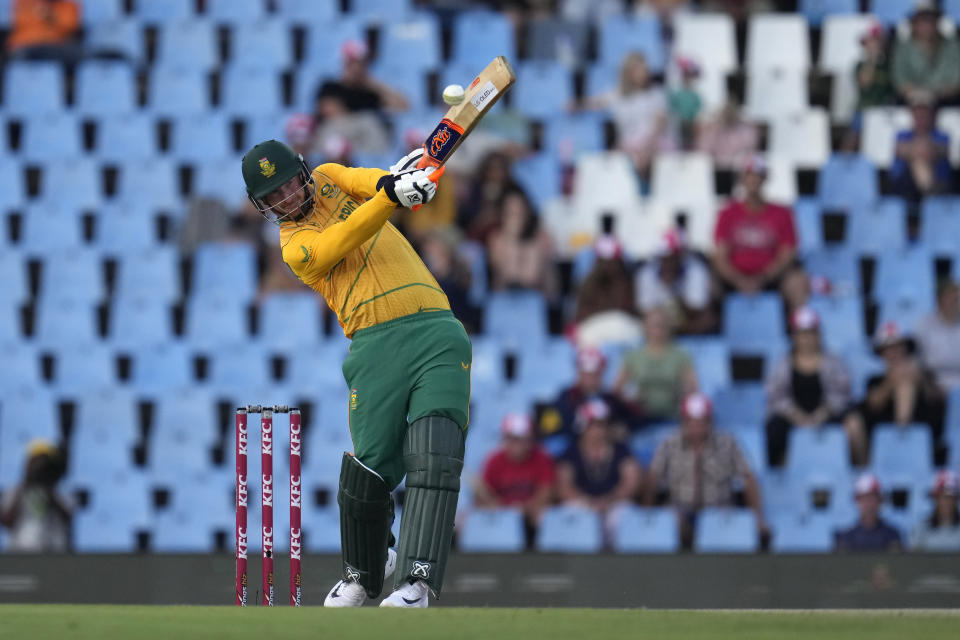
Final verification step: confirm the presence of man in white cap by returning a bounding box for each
[835,473,902,552]
[911,470,960,551]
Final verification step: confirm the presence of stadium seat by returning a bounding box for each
[0,389,59,486]
[156,19,217,71]
[746,15,810,71]
[257,293,323,353]
[206,344,272,396]
[351,0,413,25]
[0,344,41,392]
[221,66,283,118]
[769,109,831,168]
[919,197,960,256]
[537,506,603,552]
[192,157,248,209]
[129,342,195,396]
[800,0,858,26]
[169,113,232,163]
[872,247,934,307]
[460,508,526,552]
[612,506,680,553]
[583,62,619,97]
[651,152,716,209]
[95,202,160,257]
[0,158,26,214]
[817,153,879,211]
[761,154,799,204]
[299,18,365,95]
[74,388,139,452]
[152,508,217,552]
[285,340,351,396]
[598,14,665,72]
[368,63,428,111]
[877,297,933,335]
[484,291,549,348]
[712,384,767,430]
[134,0,194,23]
[2,61,64,118]
[542,112,606,160]
[192,242,258,304]
[19,113,81,162]
[39,250,105,306]
[116,247,181,303]
[526,17,589,65]
[848,198,907,255]
[786,426,851,484]
[870,0,914,26]
[85,19,143,62]
[19,203,84,255]
[275,0,338,23]
[672,13,737,74]
[676,338,730,397]
[377,13,440,72]
[808,295,866,353]
[515,338,577,397]
[511,153,561,211]
[745,69,809,122]
[861,107,911,168]
[803,247,860,295]
[81,0,124,24]
[761,469,804,521]
[149,388,219,481]
[95,113,158,163]
[0,305,22,348]
[938,108,960,165]
[73,508,141,552]
[230,20,294,71]
[38,159,102,212]
[184,296,250,350]
[820,15,879,122]
[513,61,573,119]
[115,159,180,214]
[0,252,28,307]
[722,293,787,358]
[793,198,824,252]
[735,428,767,475]
[451,10,516,68]
[207,0,267,24]
[693,508,759,553]
[109,296,173,350]
[34,299,98,350]
[770,511,835,552]
[303,507,342,553]
[75,61,136,117]
[148,68,210,117]
[870,425,934,482]
[573,151,641,216]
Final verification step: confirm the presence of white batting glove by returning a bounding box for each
[377,166,445,209]
[388,147,426,174]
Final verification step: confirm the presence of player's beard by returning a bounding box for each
[269,175,316,225]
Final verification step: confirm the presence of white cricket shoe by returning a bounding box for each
[379,579,429,608]
[324,549,397,607]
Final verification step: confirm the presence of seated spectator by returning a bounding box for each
[765,307,852,467]
[695,99,759,170]
[556,400,641,513]
[539,346,636,440]
[889,96,953,203]
[418,227,475,333]
[917,280,960,391]
[614,307,698,423]
[574,235,635,324]
[844,322,945,466]
[635,228,714,334]
[458,151,522,243]
[891,4,960,105]
[582,51,667,173]
[0,440,71,552]
[487,188,557,297]
[712,156,798,295]
[668,57,703,150]
[474,413,556,548]
[644,393,766,549]
[855,20,896,111]
[6,0,80,65]
[911,470,960,551]
[779,265,813,320]
[835,474,902,552]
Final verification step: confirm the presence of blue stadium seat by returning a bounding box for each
[206,344,271,396]
[85,19,143,62]
[285,340,351,396]
[735,428,767,475]
[946,387,960,431]
[73,508,141,552]
[230,20,293,71]
[164,471,234,531]
[786,426,851,484]
[842,344,885,399]
[192,242,257,304]
[511,153,560,211]
[612,506,680,553]
[152,508,217,552]
[190,156,245,209]
[0,389,58,486]
[40,250,105,306]
[0,252,29,306]
[800,0,859,26]
[304,507,342,553]
[584,62,619,98]
[116,248,181,303]
[351,0,413,25]
[149,388,218,481]
[20,203,84,255]
[537,506,603,552]
[722,293,787,358]
[919,197,960,256]
[109,296,173,350]
[34,300,98,350]
[207,0,267,24]
[817,153,878,211]
[484,291,549,349]
[275,0,338,23]
[808,295,866,353]
[116,159,180,213]
[515,338,577,395]
[693,508,759,553]
[870,0,914,26]
[771,511,835,552]
[129,342,194,396]
[0,158,26,213]
[877,296,933,335]
[74,388,139,455]
[0,345,41,392]
[870,424,934,483]
[170,114,232,163]
[460,508,525,552]
[257,293,323,353]
[184,296,250,350]
[53,344,116,396]
[712,384,766,430]
[848,199,907,255]
[75,61,136,117]
[299,19,365,106]
[39,159,102,212]
[761,469,804,521]
[451,10,516,68]
[148,68,210,116]
[368,63,428,111]
[0,307,22,349]
[134,0,194,23]
[81,0,124,24]
[948,0,960,22]
[514,61,573,119]
[872,247,934,307]
[221,65,283,118]
[20,113,81,162]
[675,337,730,396]
[598,15,665,72]
[803,246,860,295]
[377,13,441,72]
[542,112,606,160]
[527,17,590,64]
[156,20,217,70]
[95,202,160,257]
[2,61,64,118]
[95,113,158,163]
[793,198,824,253]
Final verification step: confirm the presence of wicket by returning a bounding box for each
[235,405,302,607]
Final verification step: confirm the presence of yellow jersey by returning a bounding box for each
[279,163,450,338]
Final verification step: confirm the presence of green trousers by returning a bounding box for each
[342,310,472,489]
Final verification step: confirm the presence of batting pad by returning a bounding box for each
[337,453,394,599]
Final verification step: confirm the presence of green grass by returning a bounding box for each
[1,606,958,639]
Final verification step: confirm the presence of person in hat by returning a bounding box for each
[574,234,635,324]
[0,440,71,553]
[556,399,641,513]
[911,470,960,551]
[889,94,953,202]
[835,473,903,552]
[855,20,896,110]
[474,413,557,547]
[843,321,945,466]
[668,56,703,150]
[917,279,960,391]
[645,392,766,549]
[891,3,960,104]
[764,307,852,467]
[635,227,714,334]
[712,155,798,295]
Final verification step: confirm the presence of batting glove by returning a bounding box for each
[388,148,426,174]
[377,166,445,209]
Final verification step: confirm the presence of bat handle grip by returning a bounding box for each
[416,145,442,170]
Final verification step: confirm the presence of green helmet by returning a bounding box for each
[241,139,314,222]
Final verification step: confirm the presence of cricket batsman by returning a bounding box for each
[241,140,471,608]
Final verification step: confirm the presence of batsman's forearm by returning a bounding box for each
[318,163,389,200]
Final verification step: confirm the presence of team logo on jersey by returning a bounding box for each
[259,157,277,178]
[350,388,358,411]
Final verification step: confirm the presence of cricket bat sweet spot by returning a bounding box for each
[417,56,516,169]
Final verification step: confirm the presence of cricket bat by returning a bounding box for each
[417,56,516,169]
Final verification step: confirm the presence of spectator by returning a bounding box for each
[835,474,903,552]
[855,21,896,110]
[765,307,852,467]
[844,322,945,467]
[614,307,698,423]
[0,440,71,552]
[582,51,668,173]
[712,156,798,294]
[459,151,521,243]
[556,400,642,513]
[891,4,960,105]
[668,57,703,150]
[474,413,556,547]
[644,393,767,549]
[486,188,557,297]
[917,280,960,391]
[635,228,714,334]
[911,470,960,551]
[539,346,636,440]
[779,265,812,320]
[418,227,476,333]
[6,0,80,65]
[695,99,760,170]
[889,96,953,204]
[574,235,635,323]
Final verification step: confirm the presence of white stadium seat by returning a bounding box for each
[746,14,811,71]
[673,13,738,74]
[861,107,911,168]
[769,109,831,168]
[745,68,809,122]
